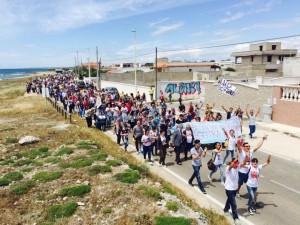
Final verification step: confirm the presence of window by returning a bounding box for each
[272,45,276,50]
[251,56,254,62]
[259,46,263,51]
[267,55,272,62]
[278,55,282,61]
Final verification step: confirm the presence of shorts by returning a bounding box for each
[238,172,248,186]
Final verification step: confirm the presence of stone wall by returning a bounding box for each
[204,81,273,118]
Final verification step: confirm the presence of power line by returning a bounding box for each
[101,51,155,62]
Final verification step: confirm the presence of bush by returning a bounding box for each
[162,183,177,196]
[55,147,74,156]
[47,202,77,221]
[4,171,23,181]
[76,140,97,150]
[102,207,112,214]
[166,201,179,211]
[224,67,236,72]
[129,163,149,176]
[58,185,91,197]
[33,171,63,183]
[138,185,162,201]
[113,169,140,184]
[0,159,14,165]
[11,180,36,195]
[5,137,18,144]
[87,165,112,175]
[44,157,62,164]
[70,159,93,168]
[105,159,122,167]
[0,127,15,132]
[0,177,10,186]
[26,147,50,159]
[13,159,43,167]
[21,167,33,173]
[90,152,107,161]
[155,216,193,225]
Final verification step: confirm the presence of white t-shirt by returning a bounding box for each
[227,135,237,151]
[113,106,119,117]
[238,148,254,174]
[246,165,262,188]
[105,107,113,116]
[185,130,193,143]
[213,151,223,166]
[142,135,151,146]
[225,166,239,191]
[121,107,128,116]
[249,115,256,126]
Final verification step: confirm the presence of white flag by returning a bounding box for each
[217,78,238,96]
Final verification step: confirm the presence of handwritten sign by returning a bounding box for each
[164,81,201,95]
[217,78,238,96]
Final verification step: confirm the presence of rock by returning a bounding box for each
[77,202,85,206]
[19,136,40,145]
[63,197,68,201]
[83,181,89,186]
[91,214,96,219]
[76,180,81,184]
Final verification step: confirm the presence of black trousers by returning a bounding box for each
[175,145,182,163]
[86,117,92,127]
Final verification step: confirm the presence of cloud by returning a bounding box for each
[149,18,170,27]
[190,32,205,37]
[219,12,245,23]
[151,22,184,36]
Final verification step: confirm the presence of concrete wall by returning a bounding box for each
[283,57,300,76]
[204,81,273,118]
[168,66,212,72]
[260,76,300,85]
[272,86,300,127]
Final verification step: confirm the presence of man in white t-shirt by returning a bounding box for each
[245,104,260,139]
[236,136,267,198]
[241,156,271,215]
[223,128,237,164]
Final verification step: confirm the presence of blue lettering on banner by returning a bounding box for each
[165,81,201,95]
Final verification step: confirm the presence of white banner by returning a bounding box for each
[217,78,238,96]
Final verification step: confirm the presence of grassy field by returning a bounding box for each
[0,78,229,225]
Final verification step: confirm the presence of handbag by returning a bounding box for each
[207,152,217,170]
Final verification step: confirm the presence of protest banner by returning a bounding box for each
[217,78,238,96]
[187,117,241,144]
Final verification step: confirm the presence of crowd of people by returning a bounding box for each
[26,72,271,225]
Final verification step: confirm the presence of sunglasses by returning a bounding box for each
[244,145,250,147]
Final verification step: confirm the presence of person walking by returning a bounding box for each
[182,124,194,160]
[133,120,143,154]
[223,128,237,164]
[121,124,129,152]
[113,118,123,145]
[142,129,152,164]
[149,86,154,101]
[245,104,260,139]
[241,155,271,215]
[223,158,242,225]
[84,106,95,128]
[158,130,168,167]
[208,142,225,185]
[188,139,207,194]
[172,124,184,165]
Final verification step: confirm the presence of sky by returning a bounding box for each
[1,0,300,68]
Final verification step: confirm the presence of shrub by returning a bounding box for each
[105,159,122,167]
[44,157,62,164]
[0,177,10,186]
[102,207,112,214]
[70,159,93,168]
[129,163,149,176]
[47,202,77,221]
[0,127,15,132]
[162,183,177,196]
[11,180,36,195]
[21,167,33,173]
[55,147,74,156]
[224,67,236,72]
[87,165,112,175]
[155,216,193,225]
[76,140,97,150]
[33,171,63,183]
[0,159,14,165]
[26,147,50,159]
[90,152,107,161]
[58,185,91,197]
[113,169,140,184]
[13,159,42,167]
[5,137,18,144]
[138,185,162,201]
[166,201,179,211]
[4,171,23,181]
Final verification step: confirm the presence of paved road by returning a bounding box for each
[103,123,300,225]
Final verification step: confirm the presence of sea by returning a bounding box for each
[0,68,51,80]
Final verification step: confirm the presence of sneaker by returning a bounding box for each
[223,210,231,216]
[234,219,241,225]
[207,175,212,181]
[164,165,167,168]
[200,188,207,194]
[137,151,140,155]
[236,194,241,199]
[159,164,162,167]
[251,207,256,213]
[166,152,172,156]
[188,181,194,187]
[248,208,254,215]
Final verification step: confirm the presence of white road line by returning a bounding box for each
[107,131,254,225]
[270,180,300,195]
[260,150,292,161]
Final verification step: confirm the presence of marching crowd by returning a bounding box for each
[26,72,271,225]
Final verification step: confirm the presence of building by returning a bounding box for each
[156,57,220,72]
[231,42,297,77]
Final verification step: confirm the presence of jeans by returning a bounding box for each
[224,190,239,220]
[249,125,256,138]
[209,164,224,182]
[188,165,204,190]
[107,115,112,127]
[122,136,128,150]
[223,150,235,163]
[143,145,151,160]
[246,185,257,209]
[175,145,182,163]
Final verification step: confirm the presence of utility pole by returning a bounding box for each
[74,57,77,75]
[96,46,100,90]
[131,30,137,92]
[155,47,158,100]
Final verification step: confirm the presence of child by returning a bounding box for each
[121,124,129,152]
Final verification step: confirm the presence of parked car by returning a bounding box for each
[104,87,118,95]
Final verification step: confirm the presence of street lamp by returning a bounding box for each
[131,30,137,92]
